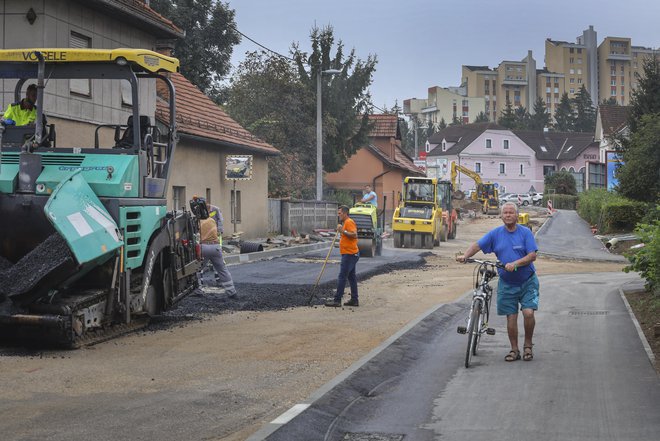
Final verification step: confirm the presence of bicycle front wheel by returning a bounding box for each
[464,303,480,368]
[472,301,484,356]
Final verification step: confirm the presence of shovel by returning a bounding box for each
[307,232,339,305]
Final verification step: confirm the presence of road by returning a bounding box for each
[254,210,659,441]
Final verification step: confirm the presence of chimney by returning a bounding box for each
[155,39,176,57]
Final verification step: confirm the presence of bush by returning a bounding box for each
[578,189,616,225]
[543,194,578,210]
[328,188,357,207]
[545,171,577,195]
[624,221,660,295]
[601,200,649,232]
[576,189,648,232]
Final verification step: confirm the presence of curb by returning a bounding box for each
[618,285,657,373]
[224,241,332,265]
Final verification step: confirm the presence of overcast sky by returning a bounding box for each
[228,0,660,111]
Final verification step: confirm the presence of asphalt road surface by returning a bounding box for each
[254,211,659,441]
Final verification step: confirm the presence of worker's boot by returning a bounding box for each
[343,298,359,307]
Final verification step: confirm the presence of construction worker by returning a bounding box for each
[361,184,378,207]
[199,199,236,297]
[206,202,224,245]
[1,84,38,126]
[325,205,360,307]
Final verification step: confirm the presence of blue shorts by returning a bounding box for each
[497,273,539,316]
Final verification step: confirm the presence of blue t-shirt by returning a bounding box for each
[477,225,538,286]
[362,191,378,207]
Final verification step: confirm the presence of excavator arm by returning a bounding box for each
[450,162,484,200]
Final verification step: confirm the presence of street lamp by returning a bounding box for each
[316,68,341,201]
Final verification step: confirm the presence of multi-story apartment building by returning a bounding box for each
[402,86,485,128]
[545,26,598,105]
[461,51,537,121]
[597,37,656,106]
[405,25,656,125]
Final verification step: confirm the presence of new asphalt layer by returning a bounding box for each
[248,211,658,441]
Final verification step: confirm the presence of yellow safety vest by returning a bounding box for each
[2,102,36,126]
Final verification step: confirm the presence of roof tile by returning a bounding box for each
[156,73,279,156]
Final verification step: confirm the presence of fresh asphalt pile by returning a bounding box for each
[0,234,73,300]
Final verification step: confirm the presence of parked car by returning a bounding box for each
[530,192,544,205]
[499,193,533,206]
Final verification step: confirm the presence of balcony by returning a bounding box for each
[502,77,528,86]
[607,52,631,61]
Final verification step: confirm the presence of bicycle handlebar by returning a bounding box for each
[465,258,504,269]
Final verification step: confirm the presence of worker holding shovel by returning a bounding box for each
[325,205,360,307]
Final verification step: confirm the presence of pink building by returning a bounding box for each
[427,123,599,194]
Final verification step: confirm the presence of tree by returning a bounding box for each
[474,112,489,123]
[514,106,531,129]
[438,118,447,130]
[616,113,660,202]
[600,97,619,105]
[545,170,577,195]
[554,92,575,131]
[627,54,660,133]
[226,51,316,198]
[292,26,377,173]
[529,97,551,131]
[150,0,240,102]
[572,85,596,133]
[616,54,660,201]
[498,98,516,129]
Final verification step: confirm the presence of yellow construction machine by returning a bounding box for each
[392,177,457,249]
[450,162,499,215]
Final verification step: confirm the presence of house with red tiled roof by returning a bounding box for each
[156,73,279,237]
[326,114,424,219]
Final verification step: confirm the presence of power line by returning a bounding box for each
[228,23,296,61]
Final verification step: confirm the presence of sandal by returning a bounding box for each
[505,350,521,362]
[523,346,533,361]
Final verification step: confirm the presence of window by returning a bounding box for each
[577,48,582,54]
[172,186,186,210]
[577,68,582,75]
[570,88,575,94]
[475,162,482,173]
[569,69,575,74]
[570,57,574,64]
[121,80,132,106]
[231,189,242,224]
[206,188,212,205]
[442,141,446,152]
[554,87,559,93]
[570,78,575,84]
[485,139,492,148]
[520,164,524,175]
[503,139,509,149]
[70,32,91,96]
[577,58,582,64]
[543,165,555,176]
[577,78,582,84]
[569,48,574,53]
[499,163,506,174]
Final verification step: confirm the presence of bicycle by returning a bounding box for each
[457,258,504,368]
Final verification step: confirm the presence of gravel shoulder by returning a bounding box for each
[0,214,627,441]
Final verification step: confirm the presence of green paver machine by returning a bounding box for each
[0,49,202,346]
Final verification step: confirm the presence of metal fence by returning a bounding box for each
[268,199,338,235]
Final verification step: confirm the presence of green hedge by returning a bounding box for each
[601,201,648,232]
[577,189,649,233]
[543,194,578,210]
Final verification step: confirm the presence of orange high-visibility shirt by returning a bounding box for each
[339,217,359,255]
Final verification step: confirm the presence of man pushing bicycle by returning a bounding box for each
[456,201,539,362]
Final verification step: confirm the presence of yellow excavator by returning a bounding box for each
[450,162,500,215]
